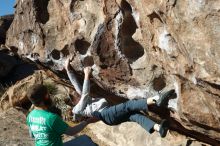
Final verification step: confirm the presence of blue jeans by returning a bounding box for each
[92,99,155,133]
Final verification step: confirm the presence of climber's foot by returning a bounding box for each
[156,89,175,107]
[159,119,169,138]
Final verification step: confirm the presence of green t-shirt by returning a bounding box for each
[27,109,69,146]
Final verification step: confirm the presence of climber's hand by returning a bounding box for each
[86,117,100,124]
[65,56,74,70]
[84,67,92,79]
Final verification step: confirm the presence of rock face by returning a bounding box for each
[0,15,13,44]
[0,69,74,119]
[0,108,34,146]
[87,121,208,146]
[0,46,39,85]
[5,0,220,145]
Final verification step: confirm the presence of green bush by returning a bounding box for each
[44,83,58,96]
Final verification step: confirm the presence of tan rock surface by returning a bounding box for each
[5,0,220,145]
[87,121,209,146]
[0,108,34,146]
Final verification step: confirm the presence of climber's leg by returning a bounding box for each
[129,113,155,133]
[97,99,148,125]
[129,114,169,137]
[96,93,172,125]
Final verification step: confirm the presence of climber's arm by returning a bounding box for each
[65,58,82,95]
[66,69,82,95]
[72,67,92,113]
[64,117,99,136]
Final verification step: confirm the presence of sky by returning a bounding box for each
[0,0,15,16]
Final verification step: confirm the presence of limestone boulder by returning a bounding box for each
[0,70,43,111]
[0,69,74,121]
[6,0,220,145]
[87,121,209,146]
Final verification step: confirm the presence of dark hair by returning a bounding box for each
[27,84,48,106]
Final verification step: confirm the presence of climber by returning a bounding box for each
[65,57,176,138]
[26,84,98,146]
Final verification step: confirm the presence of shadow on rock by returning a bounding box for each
[0,52,39,86]
[64,135,97,146]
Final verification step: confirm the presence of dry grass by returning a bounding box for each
[0,84,9,98]
[44,83,58,96]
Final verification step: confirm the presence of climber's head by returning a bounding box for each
[27,84,52,107]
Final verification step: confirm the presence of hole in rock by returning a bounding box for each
[147,11,163,23]
[31,53,40,59]
[186,139,193,146]
[121,40,145,60]
[82,56,94,67]
[70,0,77,12]
[152,75,166,91]
[120,0,144,62]
[151,65,158,71]
[33,0,50,24]
[121,0,136,36]
[61,45,70,57]
[100,64,108,69]
[51,49,61,60]
[9,46,18,53]
[75,39,90,55]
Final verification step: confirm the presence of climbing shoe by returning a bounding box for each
[159,119,169,138]
[156,89,175,107]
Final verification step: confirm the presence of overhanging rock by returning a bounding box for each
[6,0,220,145]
